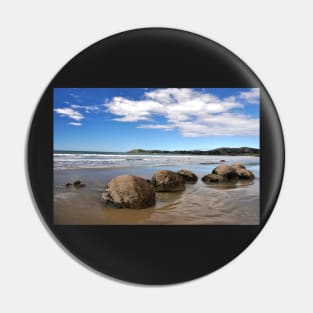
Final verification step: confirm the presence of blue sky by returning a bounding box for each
[54,88,260,152]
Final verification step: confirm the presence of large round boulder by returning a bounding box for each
[212,165,238,179]
[102,175,155,209]
[202,173,225,184]
[177,169,198,184]
[151,170,185,192]
[235,168,255,180]
[231,163,246,169]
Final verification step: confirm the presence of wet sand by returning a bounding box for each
[54,163,260,225]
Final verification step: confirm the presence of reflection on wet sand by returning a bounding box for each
[204,179,255,190]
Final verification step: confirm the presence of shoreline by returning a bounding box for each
[54,152,260,156]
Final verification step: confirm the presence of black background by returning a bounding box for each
[27,28,284,284]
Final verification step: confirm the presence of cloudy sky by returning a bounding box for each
[54,88,260,151]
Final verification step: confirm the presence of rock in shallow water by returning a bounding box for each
[102,175,155,209]
[235,168,255,180]
[202,173,225,184]
[212,165,238,179]
[72,180,86,188]
[151,170,185,192]
[208,164,255,182]
[73,180,81,187]
[177,169,198,184]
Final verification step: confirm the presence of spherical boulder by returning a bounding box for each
[151,170,185,192]
[235,168,255,180]
[177,169,198,184]
[231,163,246,169]
[102,175,156,209]
[212,165,238,179]
[202,173,225,184]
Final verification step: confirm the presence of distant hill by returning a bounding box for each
[127,149,147,154]
[128,147,259,156]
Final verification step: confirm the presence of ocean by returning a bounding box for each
[54,151,259,170]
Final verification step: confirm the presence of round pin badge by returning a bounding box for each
[28,28,284,284]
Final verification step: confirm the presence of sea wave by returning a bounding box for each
[54,153,260,170]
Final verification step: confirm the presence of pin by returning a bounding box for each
[27,28,285,284]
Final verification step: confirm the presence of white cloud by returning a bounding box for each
[68,122,82,126]
[105,97,163,122]
[138,113,258,137]
[54,108,84,121]
[105,88,259,137]
[71,104,99,113]
[137,124,174,131]
[69,93,80,98]
[239,88,259,104]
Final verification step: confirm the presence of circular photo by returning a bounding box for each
[53,87,260,225]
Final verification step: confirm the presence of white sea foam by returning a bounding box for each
[54,152,259,170]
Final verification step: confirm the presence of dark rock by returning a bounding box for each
[202,173,225,184]
[212,165,238,179]
[220,160,225,162]
[235,168,255,180]
[102,175,155,209]
[65,182,72,187]
[177,169,198,183]
[73,180,82,187]
[72,180,86,188]
[151,170,185,192]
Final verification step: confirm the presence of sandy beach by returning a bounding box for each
[54,155,260,225]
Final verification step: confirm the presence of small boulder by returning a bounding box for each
[220,160,225,162]
[151,170,185,192]
[73,180,81,187]
[202,174,225,184]
[73,180,86,188]
[102,175,155,209]
[212,165,238,179]
[177,169,198,184]
[235,168,255,180]
[231,163,246,169]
